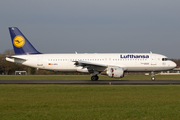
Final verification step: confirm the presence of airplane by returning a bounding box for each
[6,27,176,81]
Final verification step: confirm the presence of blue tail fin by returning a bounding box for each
[9,27,41,55]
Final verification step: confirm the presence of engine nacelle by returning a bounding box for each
[106,67,124,78]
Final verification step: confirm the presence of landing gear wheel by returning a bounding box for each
[151,72,155,81]
[151,77,155,81]
[91,75,99,81]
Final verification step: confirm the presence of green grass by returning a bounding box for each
[0,75,180,80]
[0,85,180,120]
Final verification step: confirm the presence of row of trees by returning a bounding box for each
[0,49,180,75]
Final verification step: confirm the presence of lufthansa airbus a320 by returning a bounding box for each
[6,27,176,81]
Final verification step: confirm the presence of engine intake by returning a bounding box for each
[106,67,124,78]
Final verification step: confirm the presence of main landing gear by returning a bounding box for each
[151,72,155,81]
[91,75,99,81]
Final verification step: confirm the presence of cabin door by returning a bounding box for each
[37,56,43,67]
[151,55,156,65]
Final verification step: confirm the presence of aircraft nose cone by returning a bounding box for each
[172,61,177,68]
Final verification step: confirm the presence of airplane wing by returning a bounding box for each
[73,60,127,73]
[73,60,109,73]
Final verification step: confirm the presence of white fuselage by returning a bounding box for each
[6,53,176,72]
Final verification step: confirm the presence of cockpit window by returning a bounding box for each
[162,58,170,61]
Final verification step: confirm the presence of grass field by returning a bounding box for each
[0,85,180,120]
[0,75,180,80]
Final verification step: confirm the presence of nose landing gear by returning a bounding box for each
[151,72,155,81]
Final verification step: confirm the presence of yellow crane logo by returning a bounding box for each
[13,35,25,48]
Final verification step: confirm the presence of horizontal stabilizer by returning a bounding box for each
[6,56,27,61]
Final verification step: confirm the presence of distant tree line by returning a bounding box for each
[0,49,180,75]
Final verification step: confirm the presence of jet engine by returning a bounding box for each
[106,67,124,78]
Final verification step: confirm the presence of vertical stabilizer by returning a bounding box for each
[9,27,41,55]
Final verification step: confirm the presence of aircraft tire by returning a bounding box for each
[91,75,99,81]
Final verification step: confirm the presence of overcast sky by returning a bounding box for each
[1,0,180,58]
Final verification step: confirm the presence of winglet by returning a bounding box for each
[9,27,41,55]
